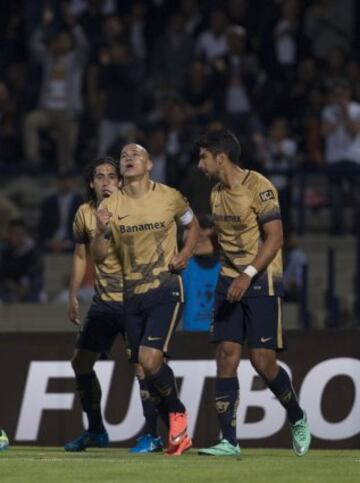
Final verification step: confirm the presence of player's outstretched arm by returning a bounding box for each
[67,243,87,325]
[169,216,200,271]
[91,207,112,264]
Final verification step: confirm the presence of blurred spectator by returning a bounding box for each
[182,214,220,331]
[0,193,20,241]
[283,230,307,302]
[272,0,302,86]
[163,98,193,162]
[146,125,180,187]
[0,81,23,166]
[179,0,202,37]
[287,58,319,124]
[182,60,215,127]
[151,13,193,92]
[195,9,229,63]
[127,1,148,61]
[38,171,83,253]
[254,117,298,231]
[304,0,355,62]
[86,14,126,121]
[0,219,45,303]
[212,25,265,138]
[346,59,360,103]
[321,80,360,235]
[322,46,347,89]
[23,6,87,172]
[97,41,143,155]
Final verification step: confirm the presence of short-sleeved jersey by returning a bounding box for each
[211,170,283,297]
[101,182,190,299]
[73,203,123,303]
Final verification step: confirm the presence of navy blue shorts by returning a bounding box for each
[75,300,126,357]
[124,281,183,363]
[211,276,286,351]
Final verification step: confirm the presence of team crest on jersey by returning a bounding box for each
[259,190,275,202]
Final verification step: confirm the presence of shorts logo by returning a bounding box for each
[147,336,162,341]
[259,190,275,202]
[261,337,272,343]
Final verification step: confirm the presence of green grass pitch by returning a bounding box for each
[0,447,359,483]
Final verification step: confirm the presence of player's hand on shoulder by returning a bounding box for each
[226,274,252,303]
[67,297,80,325]
[96,206,112,234]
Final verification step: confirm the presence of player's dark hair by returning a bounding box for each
[195,130,241,165]
[84,156,120,205]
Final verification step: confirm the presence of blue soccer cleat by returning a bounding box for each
[64,430,109,452]
[0,429,9,451]
[129,434,163,453]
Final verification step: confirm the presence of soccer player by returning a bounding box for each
[0,429,9,450]
[64,156,162,453]
[92,143,200,456]
[195,130,311,457]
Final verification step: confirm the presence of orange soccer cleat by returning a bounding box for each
[165,436,192,456]
[168,412,188,447]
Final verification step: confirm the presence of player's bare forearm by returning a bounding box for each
[91,206,112,264]
[90,232,110,264]
[251,219,283,272]
[169,217,200,271]
[68,244,87,299]
[181,216,200,259]
[68,244,87,325]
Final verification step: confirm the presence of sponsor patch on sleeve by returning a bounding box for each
[259,190,275,202]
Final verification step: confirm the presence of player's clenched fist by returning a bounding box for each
[96,207,112,234]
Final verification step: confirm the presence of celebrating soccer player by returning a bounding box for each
[64,156,162,453]
[92,143,200,456]
[195,130,311,457]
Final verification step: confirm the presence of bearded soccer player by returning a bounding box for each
[64,156,162,453]
[92,144,200,456]
[196,130,311,457]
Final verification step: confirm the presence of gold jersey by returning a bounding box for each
[101,182,190,299]
[73,202,123,303]
[211,170,283,297]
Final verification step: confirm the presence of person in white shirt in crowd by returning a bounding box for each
[195,9,229,64]
[322,80,360,235]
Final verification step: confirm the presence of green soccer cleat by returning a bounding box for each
[198,439,241,456]
[0,429,9,451]
[291,413,311,457]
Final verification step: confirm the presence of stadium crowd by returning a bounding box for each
[0,0,359,310]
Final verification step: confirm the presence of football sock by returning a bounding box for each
[215,377,239,447]
[146,380,170,428]
[75,371,105,433]
[147,364,185,414]
[137,377,159,437]
[266,367,304,424]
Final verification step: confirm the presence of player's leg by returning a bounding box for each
[247,296,311,456]
[64,348,109,451]
[199,278,243,456]
[129,363,163,453]
[64,306,119,451]
[138,300,192,455]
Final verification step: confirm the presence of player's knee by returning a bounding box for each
[71,354,93,374]
[216,345,239,376]
[250,352,276,380]
[139,352,163,376]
